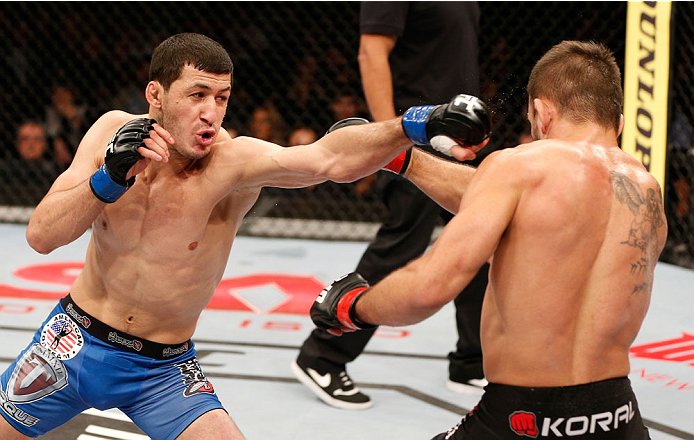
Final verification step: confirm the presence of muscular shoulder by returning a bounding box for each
[609,151,665,229]
[66,110,144,170]
[212,136,280,164]
[488,140,599,181]
[97,110,141,126]
[611,148,659,189]
[475,140,610,214]
[91,110,143,137]
[475,142,551,185]
[80,111,143,155]
[207,135,286,189]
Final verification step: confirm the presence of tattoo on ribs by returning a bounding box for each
[610,171,664,293]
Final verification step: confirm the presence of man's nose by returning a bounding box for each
[200,99,217,125]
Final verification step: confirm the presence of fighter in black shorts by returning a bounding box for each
[309,41,663,440]
[432,378,649,439]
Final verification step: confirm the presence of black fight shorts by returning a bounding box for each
[431,377,650,440]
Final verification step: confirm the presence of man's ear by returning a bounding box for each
[532,98,553,137]
[145,81,163,109]
[617,114,625,137]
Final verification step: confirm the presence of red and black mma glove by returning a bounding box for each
[90,118,156,203]
[401,94,492,156]
[310,272,377,332]
[326,117,412,175]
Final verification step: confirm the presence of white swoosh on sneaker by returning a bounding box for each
[307,368,331,388]
[333,387,360,397]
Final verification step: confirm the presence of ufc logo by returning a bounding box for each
[510,411,538,438]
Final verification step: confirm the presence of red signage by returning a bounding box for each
[0,262,324,315]
[630,333,694,367]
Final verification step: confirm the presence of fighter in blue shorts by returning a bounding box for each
[1,295,222,439]
[0,31,488,440]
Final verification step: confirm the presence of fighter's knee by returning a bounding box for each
[0,415,33,440]
[177,409,245,440]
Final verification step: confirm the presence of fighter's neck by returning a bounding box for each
[547,120,620,148]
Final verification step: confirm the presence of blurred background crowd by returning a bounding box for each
[0,2,692,268]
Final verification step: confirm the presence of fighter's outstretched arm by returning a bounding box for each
[233,118,412,190]
[359,150,519,325]
[26,111,171,254]
[310,149,522,334]
[404,148,478,213]
[234,95,491,201]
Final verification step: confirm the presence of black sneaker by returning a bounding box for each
[291,359,372,410]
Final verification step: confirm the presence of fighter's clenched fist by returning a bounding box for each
[402,94,492,161]
[90,118,172,203]
[310,273,376,336]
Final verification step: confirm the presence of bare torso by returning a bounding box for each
[36,107,411,346]
[481,140,666,386]
[70,114,262,344]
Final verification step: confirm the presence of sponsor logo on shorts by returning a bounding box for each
[65,303,92,328]
[510,411,538,438]
[175,358,215,397]
[107,332,143,351]
[162,342,189,358]
[0,389,40,427]
[6,344,68,404]
[40,314,84,360]
[509,402,635,437]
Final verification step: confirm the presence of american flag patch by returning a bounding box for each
[50,319,68,334]
[40,313,84,360]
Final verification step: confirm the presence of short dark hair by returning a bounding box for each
[527,41,622,132]
[150,33,233,90]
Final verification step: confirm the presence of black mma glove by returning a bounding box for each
[90,118,155,203]
[401,94,491,157]
[326,117,412,175]
[310,272,376,332]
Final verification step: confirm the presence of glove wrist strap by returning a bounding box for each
[90,164,131,203]
[336,287,370,330]
[383,149,413,175]
[402,105,436,146]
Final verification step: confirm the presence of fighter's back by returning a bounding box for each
[482,139,667,387]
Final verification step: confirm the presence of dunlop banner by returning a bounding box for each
[622,1,672,191]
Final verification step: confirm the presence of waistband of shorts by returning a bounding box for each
[60,294,193,360]
[485,377,634,403]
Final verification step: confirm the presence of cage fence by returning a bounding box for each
[0,2,691,267]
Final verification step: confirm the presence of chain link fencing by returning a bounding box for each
[0,2,691,267]
[662,2,694,268]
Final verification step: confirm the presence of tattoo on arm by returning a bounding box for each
[610,171,665,293]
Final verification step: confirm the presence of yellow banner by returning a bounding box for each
[622,1,672,191]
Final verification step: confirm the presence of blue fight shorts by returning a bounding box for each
[1,294,224,439]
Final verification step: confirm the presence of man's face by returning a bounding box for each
[159,65,231,160]
[17,123,47,160]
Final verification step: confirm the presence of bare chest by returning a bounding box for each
[93,176,228,257]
